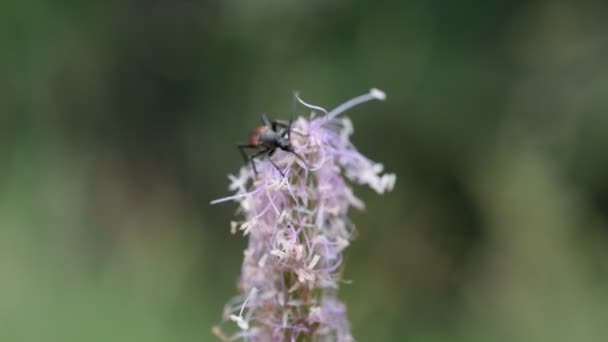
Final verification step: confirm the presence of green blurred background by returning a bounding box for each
[3,0,608,341]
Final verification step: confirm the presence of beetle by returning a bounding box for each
[238,113,307,176]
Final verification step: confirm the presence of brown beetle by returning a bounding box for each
[238,113,307,176]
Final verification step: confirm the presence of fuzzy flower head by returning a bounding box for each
[213,89,395,342]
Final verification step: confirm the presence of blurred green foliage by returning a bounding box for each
[2,0,608,341]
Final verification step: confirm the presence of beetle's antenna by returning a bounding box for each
[287,120,293,140]
[289,91,311,171]
[291,91,298,120]
[288,91,299,139]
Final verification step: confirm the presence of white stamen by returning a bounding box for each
[336,237,350,251]
[266,192,280,216]
[308,306,321,320]
[240,220,254,235]
[321,88,387,123]
[288,281,301,293]
[229,315,249,330]
[258,254,268,267]
[307,254,321,269]
[270,249,285,259]
[294,244,304,260]
[295,92,329,115]
[282,311,289,328]
[210,185,264,205]
[369,88,386,101]
[230,221,239,234]
[277,210,287,223]
[230,287,258,330]
[228,169,249,192]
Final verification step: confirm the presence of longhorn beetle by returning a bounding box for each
[238,97,308,177]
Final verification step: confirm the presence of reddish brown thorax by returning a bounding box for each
[248,126,270,147]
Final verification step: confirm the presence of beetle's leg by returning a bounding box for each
[238,144,258,163]
[266,148,285,176]
[290,151,310,170]
[273,120,289,131]
[278,120,293,139]
[273,120,306,138]
[270,119,287,137]
[238,143,264,175]
[250,149,272,175]
[267,156,284,177]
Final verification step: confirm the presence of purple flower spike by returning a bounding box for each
[212,89,395,342]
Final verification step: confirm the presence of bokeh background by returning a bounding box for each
[3,0,608,341]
